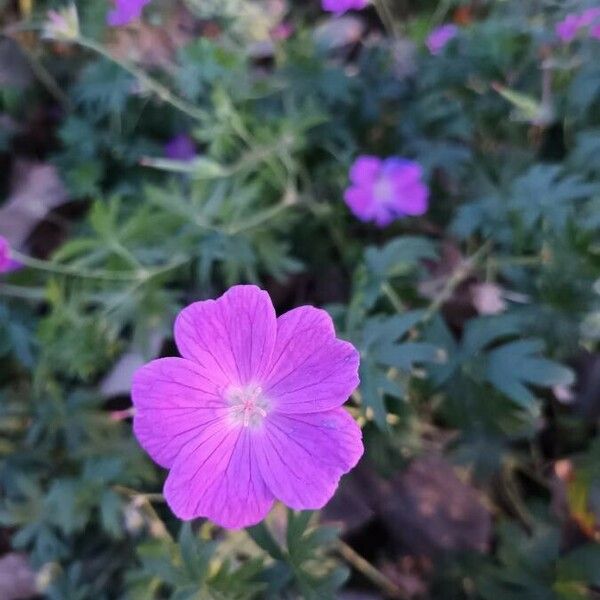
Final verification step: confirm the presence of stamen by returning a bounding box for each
[227,384,269,428]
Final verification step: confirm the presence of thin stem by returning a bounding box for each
[337,540,410,599]
[489,255,545,268]
[75,37,207,122]
[141,134,296,181]
[226,195,294,235]
[11,251,143,282]
[373,0,399,38]
[501,462,534,531]
[422,241,492,323]
[381,282,406,313]
[113,486,172,542]
[19,44,71,108]
[0,283,48,300]
[430,0,454,26]
[113,486,165,503]
[10,250,189,283]
[227,109,290,189]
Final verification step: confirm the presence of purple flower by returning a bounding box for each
[164,134,197,161]
[556,13,584,42]
[106,0,150,27]
[591,24,600,39]
[322,0,370,15]
[0,236,21,274]
[132,285,363,529]
[344,156,429,226]
[579,7,600,27]
[426,24,458,55]
[554,8,600,43]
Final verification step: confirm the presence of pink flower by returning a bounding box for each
[426,24,458,55]
[106,0,150,27]
[579,7,600,27]
[164,134,196,161]
[556,13,584,42]
[322,0,369,15]
[132,285,363,529]
[555,8,600,43]
[344,156,429,226]
[0,236,21,274]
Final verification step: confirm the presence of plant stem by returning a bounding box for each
[113,486,165,504]
[381,282,406,313]
[337,540,410,599]
[226,193,295,235]
[19,44,71,108]
[430,0,454,26]
[373,0,399,38]
[422,240,492,322]
[75,37,207,122]
[10,250,189,283]
[0,283,47,300]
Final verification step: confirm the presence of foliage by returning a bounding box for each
[1,0,600,598]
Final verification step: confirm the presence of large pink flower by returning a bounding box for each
[0,236,21,274]
[132,285,362,529]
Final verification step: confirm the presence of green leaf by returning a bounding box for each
[486,340,574,409]
[178,523,215,582]
[373,341,443,369]
[462,314,524,356]
[557,544,600,588]
[247,521,285,561]
[359,360,392,430]
[286,510,313,555]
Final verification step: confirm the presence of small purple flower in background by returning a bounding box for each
[583,7,600,39]
[132,285,362,529]
[164,134,197,161]
[344,156,429,226]
[322,0,370,15]
[426,24,458,55]
[579,7,600,26]
[0,236,21,274]
[556,13,584,42]
[555,8,600,43]
[107,0,150,27]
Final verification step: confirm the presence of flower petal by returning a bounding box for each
[132,358,229,469]
[349,155,382,186]
[174,285,277,387]
[344,186,376,222]
[398,181,429,216]
[255,408,363,510]
[164,423,274,528]
[263,306,359,413]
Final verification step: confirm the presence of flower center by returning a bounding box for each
[226,384,269,428]
[373,177,395,204]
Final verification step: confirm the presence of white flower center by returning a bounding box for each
[373,177,394,204]
[226,384,269,428]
